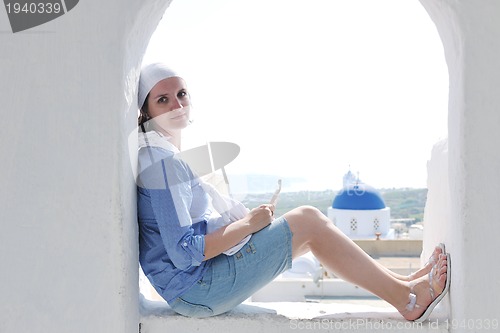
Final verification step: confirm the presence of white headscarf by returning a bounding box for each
[138,63,180,109]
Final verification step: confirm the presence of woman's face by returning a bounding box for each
[145,76,191,132]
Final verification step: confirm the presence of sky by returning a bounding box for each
[142,0,449,192]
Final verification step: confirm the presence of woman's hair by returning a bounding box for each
[138,93,150,129]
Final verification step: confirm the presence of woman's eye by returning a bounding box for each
[158,96,168,103]
[178,90,188,98]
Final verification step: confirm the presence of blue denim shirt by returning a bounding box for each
[137,146,212,302]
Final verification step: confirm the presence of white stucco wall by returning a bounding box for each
[0,1,172,332]
[420,0,500,330]
[1,0,500,332]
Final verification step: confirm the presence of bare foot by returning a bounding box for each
[407,244,444,282]
[400,253,448,321]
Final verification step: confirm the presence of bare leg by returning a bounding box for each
[283,206,448,320]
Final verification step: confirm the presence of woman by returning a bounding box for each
[136,63,450,321]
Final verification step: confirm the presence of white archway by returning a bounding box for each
[1,1,500,332]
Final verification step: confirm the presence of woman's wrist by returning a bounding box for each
[230,217,255,235]
[203,217,253,260]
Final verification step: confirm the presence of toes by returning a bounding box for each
[432,256,448,294]
[432,245,444,260]
[436,254,447,269]
[426,246,444,269]
[437,265,447,281]
[439,260,447,274]
[438,256,448,274]
[408,245,446,283]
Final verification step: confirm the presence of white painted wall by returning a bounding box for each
[0,1,171,332]
[420,0,500,329]
[1,0,499,332]
[422,139,452,318]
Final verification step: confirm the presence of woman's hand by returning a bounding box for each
[245,204,275,233]
[203,203,275,260]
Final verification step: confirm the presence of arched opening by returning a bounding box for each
[138,0,449,303]
[143,0,448,191]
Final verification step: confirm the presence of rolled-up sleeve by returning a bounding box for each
[138,151,205,270]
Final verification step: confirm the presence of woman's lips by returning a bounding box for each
[169,107,188,120]
[170,112,186,120]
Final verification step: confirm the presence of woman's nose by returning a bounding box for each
[170,98,183,111]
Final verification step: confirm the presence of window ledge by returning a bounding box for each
[139,296,449,333]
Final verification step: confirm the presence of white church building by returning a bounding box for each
[327,171,394,239]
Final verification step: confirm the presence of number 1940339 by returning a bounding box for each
[5,2,62,14]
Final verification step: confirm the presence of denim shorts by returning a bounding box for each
[168,216,293,317]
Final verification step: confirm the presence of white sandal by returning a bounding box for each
[406,252,451,322]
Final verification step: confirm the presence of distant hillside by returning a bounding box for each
[379,188,428,222]
[241,188,428,222]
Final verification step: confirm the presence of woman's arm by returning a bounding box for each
[203,205,274,260]
[139,149,207,269]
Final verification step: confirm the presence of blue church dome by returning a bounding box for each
[332,184,386,210]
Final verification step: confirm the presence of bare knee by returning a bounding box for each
[284,205,327,234]
[284,206,330,257]
[293,205,323,220]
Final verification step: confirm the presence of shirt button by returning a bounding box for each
[183,242,188,247]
